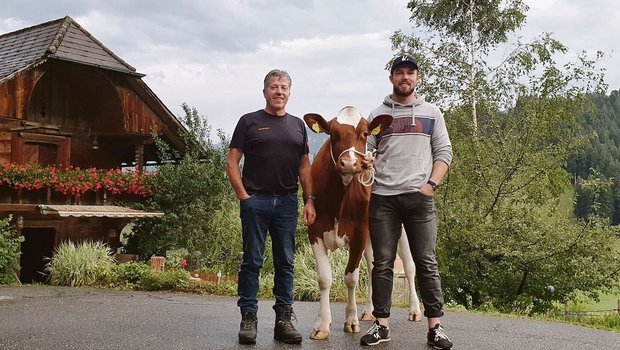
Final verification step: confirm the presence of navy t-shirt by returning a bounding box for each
[230,109,309,194]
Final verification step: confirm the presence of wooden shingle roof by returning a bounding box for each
[0,16,142,83]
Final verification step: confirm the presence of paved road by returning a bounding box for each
[1,286,618,350]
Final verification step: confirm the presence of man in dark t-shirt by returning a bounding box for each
[226,69,316,345]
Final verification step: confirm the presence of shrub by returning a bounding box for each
[165,248,189,270]
[0,216,23,285]
[138,269,190,291]
[181,279,237,296]
[110,261,151,285]
[45,240,114,287]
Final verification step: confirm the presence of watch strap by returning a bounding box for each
[427,180,439,191]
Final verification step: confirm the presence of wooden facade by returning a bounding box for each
[0,16,186,283]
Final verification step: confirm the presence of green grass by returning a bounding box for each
[582,293,620,312]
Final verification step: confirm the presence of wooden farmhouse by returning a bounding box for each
[0,16,188,283]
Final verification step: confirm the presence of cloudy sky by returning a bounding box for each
[1,0,619,137]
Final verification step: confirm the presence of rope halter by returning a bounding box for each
[329,143,375,187]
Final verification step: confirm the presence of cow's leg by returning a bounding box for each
[360,239,375,321]
[343,267,361,332]
[397,229,422,321]
[310,239,333,340]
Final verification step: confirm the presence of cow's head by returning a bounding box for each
[304,106,392,185]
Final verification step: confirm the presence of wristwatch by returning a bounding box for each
[427,180,439,191]
[306,194,317,201]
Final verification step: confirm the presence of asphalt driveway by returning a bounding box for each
[1,286,618,350]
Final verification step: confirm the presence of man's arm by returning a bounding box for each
[298,154,316,225]
[419,161,449,197]
[226,148,250,200]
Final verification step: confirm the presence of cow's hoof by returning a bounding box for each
[344,322,361,333]
[408,312,423,322]
[360,312,374,321]
[310,329,330,340]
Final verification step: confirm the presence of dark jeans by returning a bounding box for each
[237,193,298,313]
[369,192,445,319]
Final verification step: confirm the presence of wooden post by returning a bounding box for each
[617,299,620,315]
[135,142,144,173]
[150,256,166,272]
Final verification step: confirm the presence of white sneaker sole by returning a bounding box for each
[362,338,391,346]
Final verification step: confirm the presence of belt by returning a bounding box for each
[248,190,296,196]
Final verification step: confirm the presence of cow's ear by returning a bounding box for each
[304,113,330,134]
[369,114,393,135]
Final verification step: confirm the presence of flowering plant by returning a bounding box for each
[0,162,157,196]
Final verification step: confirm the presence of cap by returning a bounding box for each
[390,55,418,74]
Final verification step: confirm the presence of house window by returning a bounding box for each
[12,132,70,167]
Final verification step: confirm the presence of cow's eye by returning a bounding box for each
[362,131,369,137]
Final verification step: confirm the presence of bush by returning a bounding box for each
[110,261,151,286]
[181,279,237,296]
[165,248,189,270]
[0,216,23,285]
[45,241,114,287]
[138,269,190,291]
[126,104,237,269]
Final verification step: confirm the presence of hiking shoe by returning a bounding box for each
[427,324,453,350]
[274,305,302,344]
[238,310,257,344]
[360,320,391,346]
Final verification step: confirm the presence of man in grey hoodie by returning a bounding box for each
[359,56,453,350]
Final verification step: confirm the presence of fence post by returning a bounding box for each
[617,299,620,315]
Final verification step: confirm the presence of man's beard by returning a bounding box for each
[393,84,415,98]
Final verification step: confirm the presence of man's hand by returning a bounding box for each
[419,182,435,197]
[361,153,375,169]
[303,201,316,226]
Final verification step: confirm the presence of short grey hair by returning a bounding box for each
[263,69,292,90]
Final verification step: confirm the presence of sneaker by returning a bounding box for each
[238,310,257,345]
[360,320,391,346]
[427,324,453,350]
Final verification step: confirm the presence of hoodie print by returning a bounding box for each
[380,115,435,138]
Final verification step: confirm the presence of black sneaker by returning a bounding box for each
[360,320,391,346]
[427,324,453,350]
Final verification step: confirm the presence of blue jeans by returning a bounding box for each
[369,192,445,319]
[237,193,298,313]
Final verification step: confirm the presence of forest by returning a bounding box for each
[569,91,620,224]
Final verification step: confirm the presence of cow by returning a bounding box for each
[303,106,422,340]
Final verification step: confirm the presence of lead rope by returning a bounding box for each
[358,150,375,187]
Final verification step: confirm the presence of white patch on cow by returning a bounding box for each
[312,241,331,282]
[341,173,353,186]
[347,148,356,161]
[321,220,348,251]
[335,106,362,127]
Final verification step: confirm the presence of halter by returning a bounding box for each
[329,143,375,187]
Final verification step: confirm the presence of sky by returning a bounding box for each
[1,0,619,138]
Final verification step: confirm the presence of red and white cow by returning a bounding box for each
[303,106,422,340]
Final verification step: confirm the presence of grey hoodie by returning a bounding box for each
[367,94,452,195]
